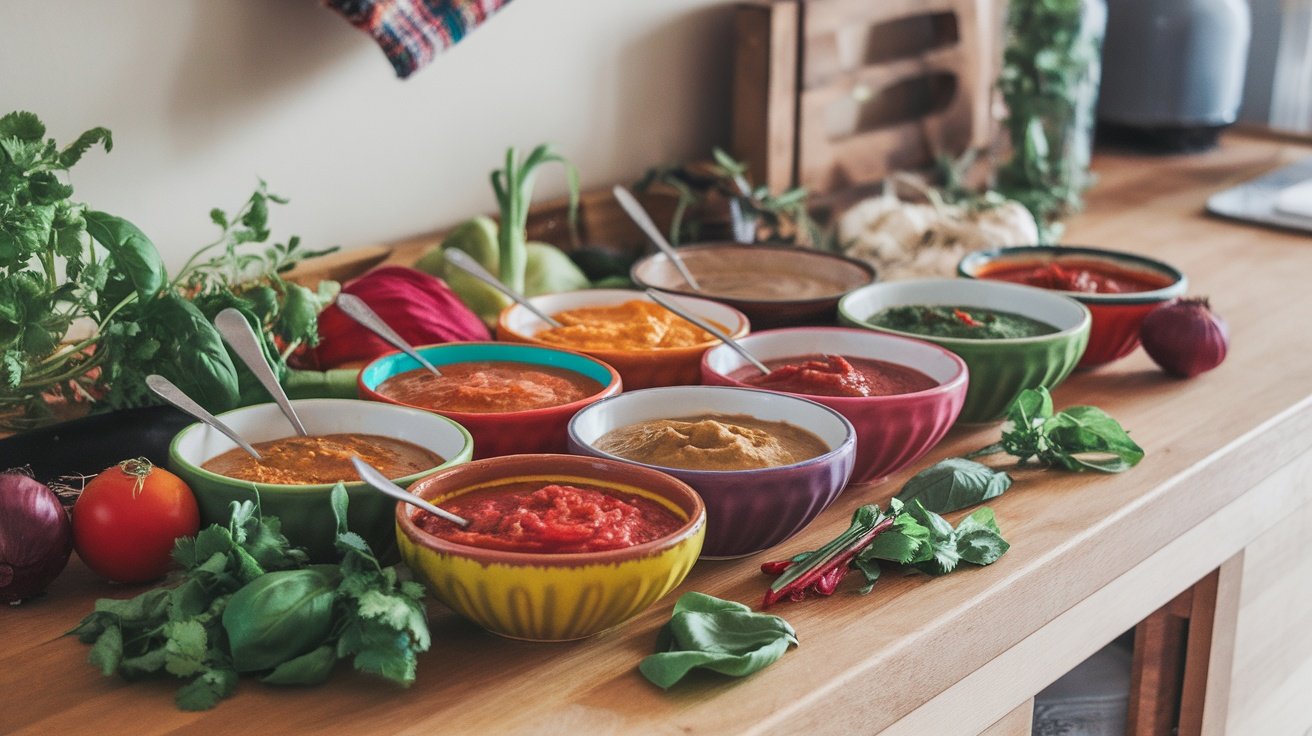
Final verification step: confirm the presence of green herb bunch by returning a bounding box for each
[895,388,1144,517]
[70,484,430,710]
[637,148,835,250]
[996,0,1104,242]
[0,111,334,430]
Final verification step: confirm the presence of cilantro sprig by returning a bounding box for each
[69,484,430,710]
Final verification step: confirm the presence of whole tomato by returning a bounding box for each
[73,458,200,583]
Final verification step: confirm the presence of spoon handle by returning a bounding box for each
[214,308,308,437]
[350,457,470,528]
[644,290,771,375]
[146,374,263,461]
[613,185,703,291]
[443,249,563,328]
[335,294,443,377]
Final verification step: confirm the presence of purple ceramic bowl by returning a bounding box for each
[567,386,856,559]
[701,328,968,484]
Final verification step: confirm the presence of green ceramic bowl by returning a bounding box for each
[169,398,473,560]
[838,279,1091,423]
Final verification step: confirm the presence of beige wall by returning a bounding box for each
[1,0,737,269]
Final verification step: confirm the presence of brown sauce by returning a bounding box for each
[595,413,830,471]
[202,433,442,485]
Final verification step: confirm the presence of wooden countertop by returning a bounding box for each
[6,136,1312,736]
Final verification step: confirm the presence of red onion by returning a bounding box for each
[0,471,73,603]
[1140,297,1229,378]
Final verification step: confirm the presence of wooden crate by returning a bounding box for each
[732,0,1003,196]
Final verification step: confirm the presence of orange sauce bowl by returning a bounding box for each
[496,289,750,389]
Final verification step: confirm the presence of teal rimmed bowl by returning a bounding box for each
[359,342,622,459]
[169,398,473,560]
[838,279,1091,422]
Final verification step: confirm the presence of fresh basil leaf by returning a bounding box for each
[261,645,337,686]
[84,210,166,302]
[895,458,1013,514]
[152,293,241,412]
[640,593,797,690]
[954,508,1011,566]
[222,569,337,673]
[903,500,955,541]
[1041,405,1144,472]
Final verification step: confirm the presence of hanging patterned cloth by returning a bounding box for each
[325,0,515,78]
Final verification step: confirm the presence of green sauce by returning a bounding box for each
[869,305,1058,339]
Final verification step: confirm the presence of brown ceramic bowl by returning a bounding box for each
[631,243,876,328]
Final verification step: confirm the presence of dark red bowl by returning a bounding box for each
[958,246,1187,367]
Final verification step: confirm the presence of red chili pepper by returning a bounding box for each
[953,308,980,327]
[760,560,794,576]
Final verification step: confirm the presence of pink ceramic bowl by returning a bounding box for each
[701,328,968,484]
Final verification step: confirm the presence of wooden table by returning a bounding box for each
[5,136,1311,736]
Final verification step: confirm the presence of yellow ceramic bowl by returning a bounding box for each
[396,454,705,641]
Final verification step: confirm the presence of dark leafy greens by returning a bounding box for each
[760,499,1010,604]
[900,388,1143,515]
[0,111,336,430]
[639,592,797,689]
[69,484,429,710]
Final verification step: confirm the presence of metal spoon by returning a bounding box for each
[613,185,703,291]
[213,308,308,437]
[350,457,470,528]
[644,289,770,375]
[146,374,263,461]
[335,293,442,378]
[443,248,563,328]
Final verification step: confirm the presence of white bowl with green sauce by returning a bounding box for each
[839,279,1091,423]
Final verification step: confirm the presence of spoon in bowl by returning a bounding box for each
[350,457,470,528]
[613,185,703,292]
[213,308,308,436]
[442,248,563,328]
[643,289,770,375]
[145,374,263,461]
[335,293,443,378]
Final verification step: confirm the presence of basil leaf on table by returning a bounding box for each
[639,592,797,690]
[894,457,1013,514]
[261,645,338,686]
[222,567,339,673]
[1040,405,1145,472]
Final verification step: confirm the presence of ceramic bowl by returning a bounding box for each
[700,327,968,483]
[631,243,876,328]
[567,386,855,558]
[396,454,705,641]
[357,342,621,459]
[958,245,1187,367]
[838,279,1091,423]
[496,289,750,389]
[169,398,473,560]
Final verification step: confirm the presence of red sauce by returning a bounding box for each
[978,259,1174,294]
[377,361,603,413]
[414,482,684,553]
[737,354,939,398]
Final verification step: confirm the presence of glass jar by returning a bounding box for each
[997,0,1108,243]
